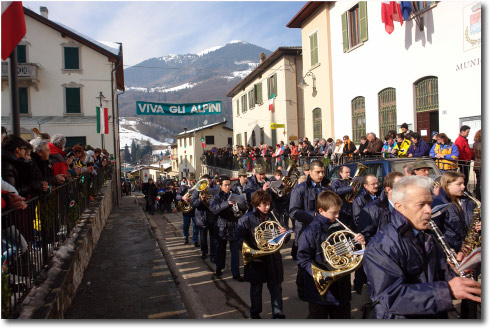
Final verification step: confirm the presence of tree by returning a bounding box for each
[124,144,131,163]
[130,140,138,163]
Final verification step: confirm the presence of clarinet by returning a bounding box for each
[427,220,473,279]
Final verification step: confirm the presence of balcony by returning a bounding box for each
[1,62,40,89]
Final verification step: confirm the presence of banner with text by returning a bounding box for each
[136,101,222,116]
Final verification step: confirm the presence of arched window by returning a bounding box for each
[313,107,322,140]
[378,88,397,139]
[251,130,256,147]
[415,76,438,113]
[351,96,366,143]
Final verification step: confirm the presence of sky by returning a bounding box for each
[23,0,306,67]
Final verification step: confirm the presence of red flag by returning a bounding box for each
[381,1,403,34]
[1,2,26,60]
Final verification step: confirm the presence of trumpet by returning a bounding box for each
[311,219,364,296]
[242,211,285,265]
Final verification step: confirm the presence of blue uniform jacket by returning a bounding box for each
[288,175,333,244]
[406,139,430,157]
[363,210,455,319]
[190,186,218,229]
[432,188,475,252]
[352,190,378,230]
[244,175,269,206]
[296,213,352,306]
[210,190,247,240]
[176,184,195,216]
[234,209,288,283]
[358,192,396,244]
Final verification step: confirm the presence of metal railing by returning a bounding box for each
[1,165,114,318]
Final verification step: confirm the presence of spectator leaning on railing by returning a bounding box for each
[1,134,33,198]
[454,125,473,187]
[430,133,459,172]
[48,134,70,178]
[406,132,430,157]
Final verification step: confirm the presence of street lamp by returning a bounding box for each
[96,91,106,148]
[298,71,316,93]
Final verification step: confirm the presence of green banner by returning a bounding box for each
[136,101,222,116]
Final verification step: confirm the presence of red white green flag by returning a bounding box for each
[96,107,109,134]
[269,94,275,112]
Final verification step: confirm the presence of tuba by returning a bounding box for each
[460,191,481,258]
[311,219,364,296]
[242,211,285,266]
[344,162,369,202]
[178,179,209,213]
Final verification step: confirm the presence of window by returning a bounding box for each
[244,132,248,146]
[342,2,368,52]
[179,139,182,147]
[19,87,28,114]
[184,138,186,147]
[351,96,366,143]
[251,130,256,147]
[313,108,322,140]
[236,133,242,146]
[65,136,86,148]
[65,87,81,114]
[378,88,397,139]
[17,45,26,63]
[236,99,240,116]
[189,137,192,146]
[228,137,232,146]
[190,155,193,164]
[271,128,277,147]
[241,94,247,114]
[267,74,277,99]
[309,31,319,67]
[248,89,255,109]
[415,76,438,113]
[64,47,80,70]
[205,136,215,145]
[254,83,263,104]
[260,128,265,144]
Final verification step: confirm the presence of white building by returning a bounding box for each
[288,1,481,144]
[175,121,233,179]
[227,48,304,147]
[1,6,125,153]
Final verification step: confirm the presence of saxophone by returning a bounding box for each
[460,191,481,258]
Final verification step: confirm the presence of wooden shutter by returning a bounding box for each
[236,99,239,116]
[64,47,79,69]
[267,77,271,98]
[66,88,81,113]
[359,1,368,42]
[17,45,26,63]
[309,32,318,66]
[18,87,28,113]
[342,12,348,52]
[273,74,277,97]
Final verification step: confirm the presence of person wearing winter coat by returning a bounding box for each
[176,181,199,246]
[430,133,459,172]
[454,125,473,187]
[407,132,430,157]
[330,166,356,231]
[363,176,480,319]
[1,134,34,198]
[297,191,364,318]
[234,190,288,319]
[48,134,70,177]
[391,133,412,157]
[342,135,356,159]
[364,133,384,157]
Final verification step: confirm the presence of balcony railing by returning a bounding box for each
[1,62,39,80]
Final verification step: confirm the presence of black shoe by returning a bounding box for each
[250,313,261,319]
[272,314,286,319]
[353,285,363,295]
[184,238,189,245]
[201,254,208,260]
[194,242,200,248]
[215,269,223,277]
[233,275,244,282]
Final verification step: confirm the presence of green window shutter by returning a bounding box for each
[66,88,81,113]
[267,78,271,98]
[236,99,239,116]
[310,32,318,66]
[341,12,348,52]
[273,74,277,97]
[18,87,28,114]
[64,47,79,69]
[17,45,26,63]
[359,1,368,42]
[257,82,263,104]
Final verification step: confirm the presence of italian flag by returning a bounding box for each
[96,107,109,134]
[1,2,27,60]
[269,94,275,112]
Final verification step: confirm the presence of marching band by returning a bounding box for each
[175,159,481,319]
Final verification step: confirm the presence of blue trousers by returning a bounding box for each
[216,238,240,277]
[250,281,284,317]
[199,225,217,260]
[183,214,199,243]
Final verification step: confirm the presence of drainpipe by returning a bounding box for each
[111,43,123,206]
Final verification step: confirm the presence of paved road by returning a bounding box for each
[65,195,188,319]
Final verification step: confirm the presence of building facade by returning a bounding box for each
[289,1,481,144]
[227,48,304,147]
[175,121,233,179]
[1,6,125,153]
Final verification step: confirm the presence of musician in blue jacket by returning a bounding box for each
[234,190,288,319]
[358,172,403,244]
[297,191,365,318]
[289,160,333,299]
[244,164,270,211]
[352,174,380,230]
[209,176,247,280]
[363,176,480,319]
[176,180,199,246]
[191,174,217,261]
[330,165,356,231]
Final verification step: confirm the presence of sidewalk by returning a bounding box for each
[64,195,189,319]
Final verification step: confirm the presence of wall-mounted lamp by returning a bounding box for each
[298,71,316,92]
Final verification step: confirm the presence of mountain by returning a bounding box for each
[118,41,272,143]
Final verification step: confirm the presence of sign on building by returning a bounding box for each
[137,101,222,116]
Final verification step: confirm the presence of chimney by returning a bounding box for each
[40,6,48,19]
[259,53,266,64]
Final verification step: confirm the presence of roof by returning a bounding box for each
[286,2,327,28]
[175,121,232,137]
[226,47,302,98]
[23,7,125,90]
